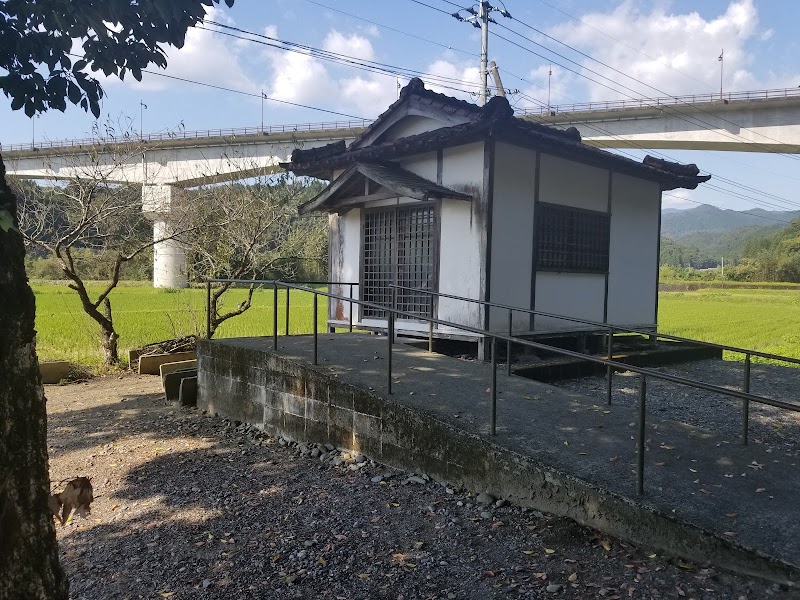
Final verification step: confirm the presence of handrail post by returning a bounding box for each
[391,285,397,345]
[349,284,354,333]
[313,293,319,365]
[491,337,497,436]
[285,287,290,336]
[428,300,434,353]
[506,310,513,376]
[742,353,751,445]
[637,374,647,496]
[387,311,394,394]
[606,329,614,405]
[205,281,212,339]
[272,283,278,351]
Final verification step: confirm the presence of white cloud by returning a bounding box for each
[322,30,375,62]
[546,0,792,101]
[99,7,257,94]
[339,74,397,117]
[662,188,695,210]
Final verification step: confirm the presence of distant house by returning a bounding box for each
[285,78,709,355]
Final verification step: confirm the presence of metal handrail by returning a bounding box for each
[389,284,800,366]
[204,278,800,497]
[517,86,800,117]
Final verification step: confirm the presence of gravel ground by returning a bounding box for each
[47,374,794,599]
[551,359,800,457]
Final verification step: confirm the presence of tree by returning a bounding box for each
[11,129,200,367]
[189,174,327,338]
[0,1,234,597]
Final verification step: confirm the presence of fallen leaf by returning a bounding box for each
[725,512,737,518]
[723,531,737,538]
[568,573,578,582]
[600,540,612,551]
[544,548,556,554]
[522,550,535,555]
[756,488,766,493]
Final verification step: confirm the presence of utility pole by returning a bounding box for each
[140,100,147,139]
[478,1,489,106]
[718,49,724,101]
[452,2,512,106]
[261,89,265,134]
[548,65,552,113]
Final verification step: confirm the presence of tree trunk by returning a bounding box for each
[100,298,119,368]
[0,155,69,599]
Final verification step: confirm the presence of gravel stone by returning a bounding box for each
[46,374,785,600]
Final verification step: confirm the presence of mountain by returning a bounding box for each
[661,204,800,238]
[660,205,800,266]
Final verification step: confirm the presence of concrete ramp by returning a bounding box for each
[198,334,800,585]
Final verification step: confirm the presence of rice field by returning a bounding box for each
[32,282,328,368]
[31,281,800,369]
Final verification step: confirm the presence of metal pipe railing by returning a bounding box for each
[205,278,800,498]
[389,283,800,367]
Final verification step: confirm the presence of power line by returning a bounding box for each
[302,0,475,57]
[200,21,489,97]
[64,52,368,120]
[407,0,454,16]
[527,0,716,93]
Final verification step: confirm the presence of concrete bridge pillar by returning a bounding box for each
[142,184,189,288]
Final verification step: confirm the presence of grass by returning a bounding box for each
[32,281,328,368]
[658,287,800,363]
[32,281,800,369]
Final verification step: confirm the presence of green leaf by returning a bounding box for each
[0,209,18,233]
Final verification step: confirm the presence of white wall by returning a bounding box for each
[399,152,438,181]
[489,143,536,332]
[607,174,660,326]
[328,208,361,323]
[534,272,606,330]
[382,115,446,141]
[531,153,608,330]
[438,142,485,330]
[539,153,607,212]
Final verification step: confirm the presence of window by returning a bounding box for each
[536,203,609,273]
[363,204,436,319]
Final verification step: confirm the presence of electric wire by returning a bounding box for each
[527,0,717,93]
[65,52,368,120]
[302,0,476,58]
[200,21,492,96]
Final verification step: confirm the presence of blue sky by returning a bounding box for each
[3,0,800,214]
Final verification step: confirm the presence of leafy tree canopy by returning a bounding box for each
[0,0,234,117]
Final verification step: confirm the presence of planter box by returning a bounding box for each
[39,361,72,384]
[138,351,197,375]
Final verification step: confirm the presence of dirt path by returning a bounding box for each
[47,375,789,599]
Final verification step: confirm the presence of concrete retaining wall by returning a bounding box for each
[197,339,797,585]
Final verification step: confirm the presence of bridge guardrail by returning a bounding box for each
[518,86,800,116]
[1,119,372,153]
